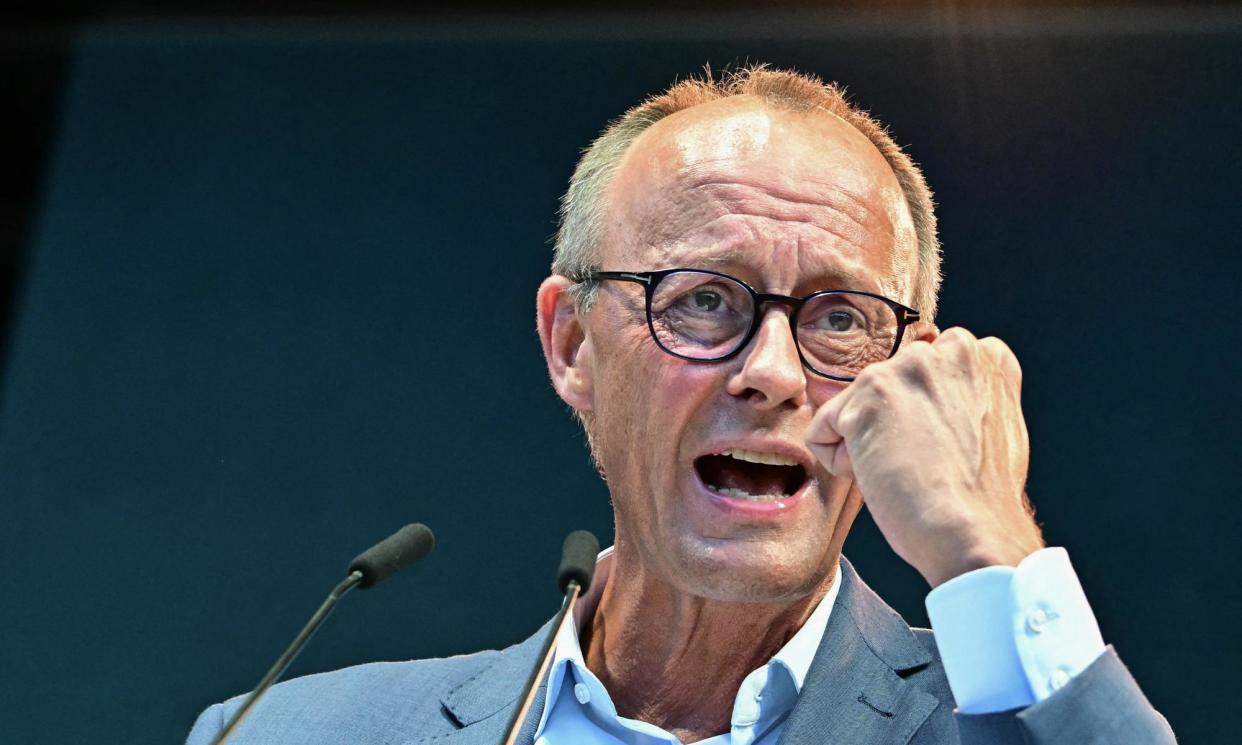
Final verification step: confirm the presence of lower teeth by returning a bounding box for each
[709,485,790,501]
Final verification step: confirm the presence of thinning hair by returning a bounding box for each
[552,64,943,320]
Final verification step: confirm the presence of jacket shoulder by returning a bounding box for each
[187,649,503,745]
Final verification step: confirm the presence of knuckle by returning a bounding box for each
[898,340,935,367]
[903,339,934,356]
[937,327,982,368]
[978,336,1007,361]
[893,341,935,382]
[980,336,1023,382]
[1010,354,1024,383]
[938,326,977,345]
[852,365,885,394]
[849,369,891,412]
[836,405,862,434]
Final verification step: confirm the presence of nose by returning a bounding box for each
[725,308,808,410]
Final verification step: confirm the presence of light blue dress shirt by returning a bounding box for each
[534,547,1105,743]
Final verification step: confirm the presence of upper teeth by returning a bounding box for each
[722,448,798,467]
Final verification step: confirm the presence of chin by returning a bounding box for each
[668,534,835,604]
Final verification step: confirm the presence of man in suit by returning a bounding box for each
[189,66,1175,744]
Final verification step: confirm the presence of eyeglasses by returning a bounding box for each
[588,268,920,382]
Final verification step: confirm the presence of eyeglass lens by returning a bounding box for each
[649,270,898,379]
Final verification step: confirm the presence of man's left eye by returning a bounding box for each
[691,290,723,312]
[825,310,857,331]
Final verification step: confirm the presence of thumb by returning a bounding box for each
[807,393,854,478]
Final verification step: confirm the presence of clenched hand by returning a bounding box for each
[807,327,1045,587]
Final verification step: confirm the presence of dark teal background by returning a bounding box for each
[2,17,1239,744]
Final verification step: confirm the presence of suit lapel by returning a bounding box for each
[778,558,940,745]
[406,618,556,745]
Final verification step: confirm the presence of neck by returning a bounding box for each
[580,549,838,743]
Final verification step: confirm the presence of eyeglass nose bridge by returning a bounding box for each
[739,289,812,340]
[751,291,806,314]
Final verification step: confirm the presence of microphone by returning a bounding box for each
[349,522,436,588]
[211,523,435,745]
[556,529,599,594]
[501,530,600,745]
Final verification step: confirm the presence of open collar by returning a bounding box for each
[530,555,844,743]
[423,556,939,745]
[544,549,841,708]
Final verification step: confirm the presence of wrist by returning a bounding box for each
[924,537,1044,588]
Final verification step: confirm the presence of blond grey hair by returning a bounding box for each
[552,64,942,320]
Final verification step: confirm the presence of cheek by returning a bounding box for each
[641,355,731,437]
[593,341,722,477]
[807,377,847,409]
[603,355,711,440]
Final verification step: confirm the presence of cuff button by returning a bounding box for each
[1025,607,1059,635]
[1049,667,1072,691]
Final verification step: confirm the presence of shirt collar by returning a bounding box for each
[768,563,841,691]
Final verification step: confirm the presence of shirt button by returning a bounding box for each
[1049,667,1072,691]
[1025,608,1051,635]
[573,683,591,705]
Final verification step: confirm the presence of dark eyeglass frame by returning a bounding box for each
[588,268,921,382]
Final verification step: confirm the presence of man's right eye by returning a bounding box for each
[689,289,723,312]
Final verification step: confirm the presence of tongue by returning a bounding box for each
[696,454,799,496]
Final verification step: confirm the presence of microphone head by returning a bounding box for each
[347,523,435,589]
[557,529,600,595]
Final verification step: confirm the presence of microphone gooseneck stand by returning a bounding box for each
[211,570,364,745]
[500,579,582,745]
[211,522,435,745]
[500,530,600,745]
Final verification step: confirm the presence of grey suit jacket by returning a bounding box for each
[188,558,1175,744]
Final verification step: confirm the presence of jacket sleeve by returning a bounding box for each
[955,646,1176,745]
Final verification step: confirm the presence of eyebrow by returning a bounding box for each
[665,247,869,290]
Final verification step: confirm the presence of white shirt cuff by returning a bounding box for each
[925,547,1107,714]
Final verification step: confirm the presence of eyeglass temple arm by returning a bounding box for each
[588,271,653,285]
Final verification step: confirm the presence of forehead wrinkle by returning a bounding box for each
[641,203,857,259]
[636,176,886,277]
[684,170,893,235]
[651,221,874,292]
[641,168,895,252]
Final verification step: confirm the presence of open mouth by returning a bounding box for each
[693,449,809,502]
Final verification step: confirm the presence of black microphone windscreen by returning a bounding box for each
[347,523,435,589]
[557,529,600,595]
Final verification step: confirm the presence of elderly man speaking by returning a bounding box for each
[189,67,1175,744]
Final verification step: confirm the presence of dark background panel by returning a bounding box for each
[1,9,1239,745]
